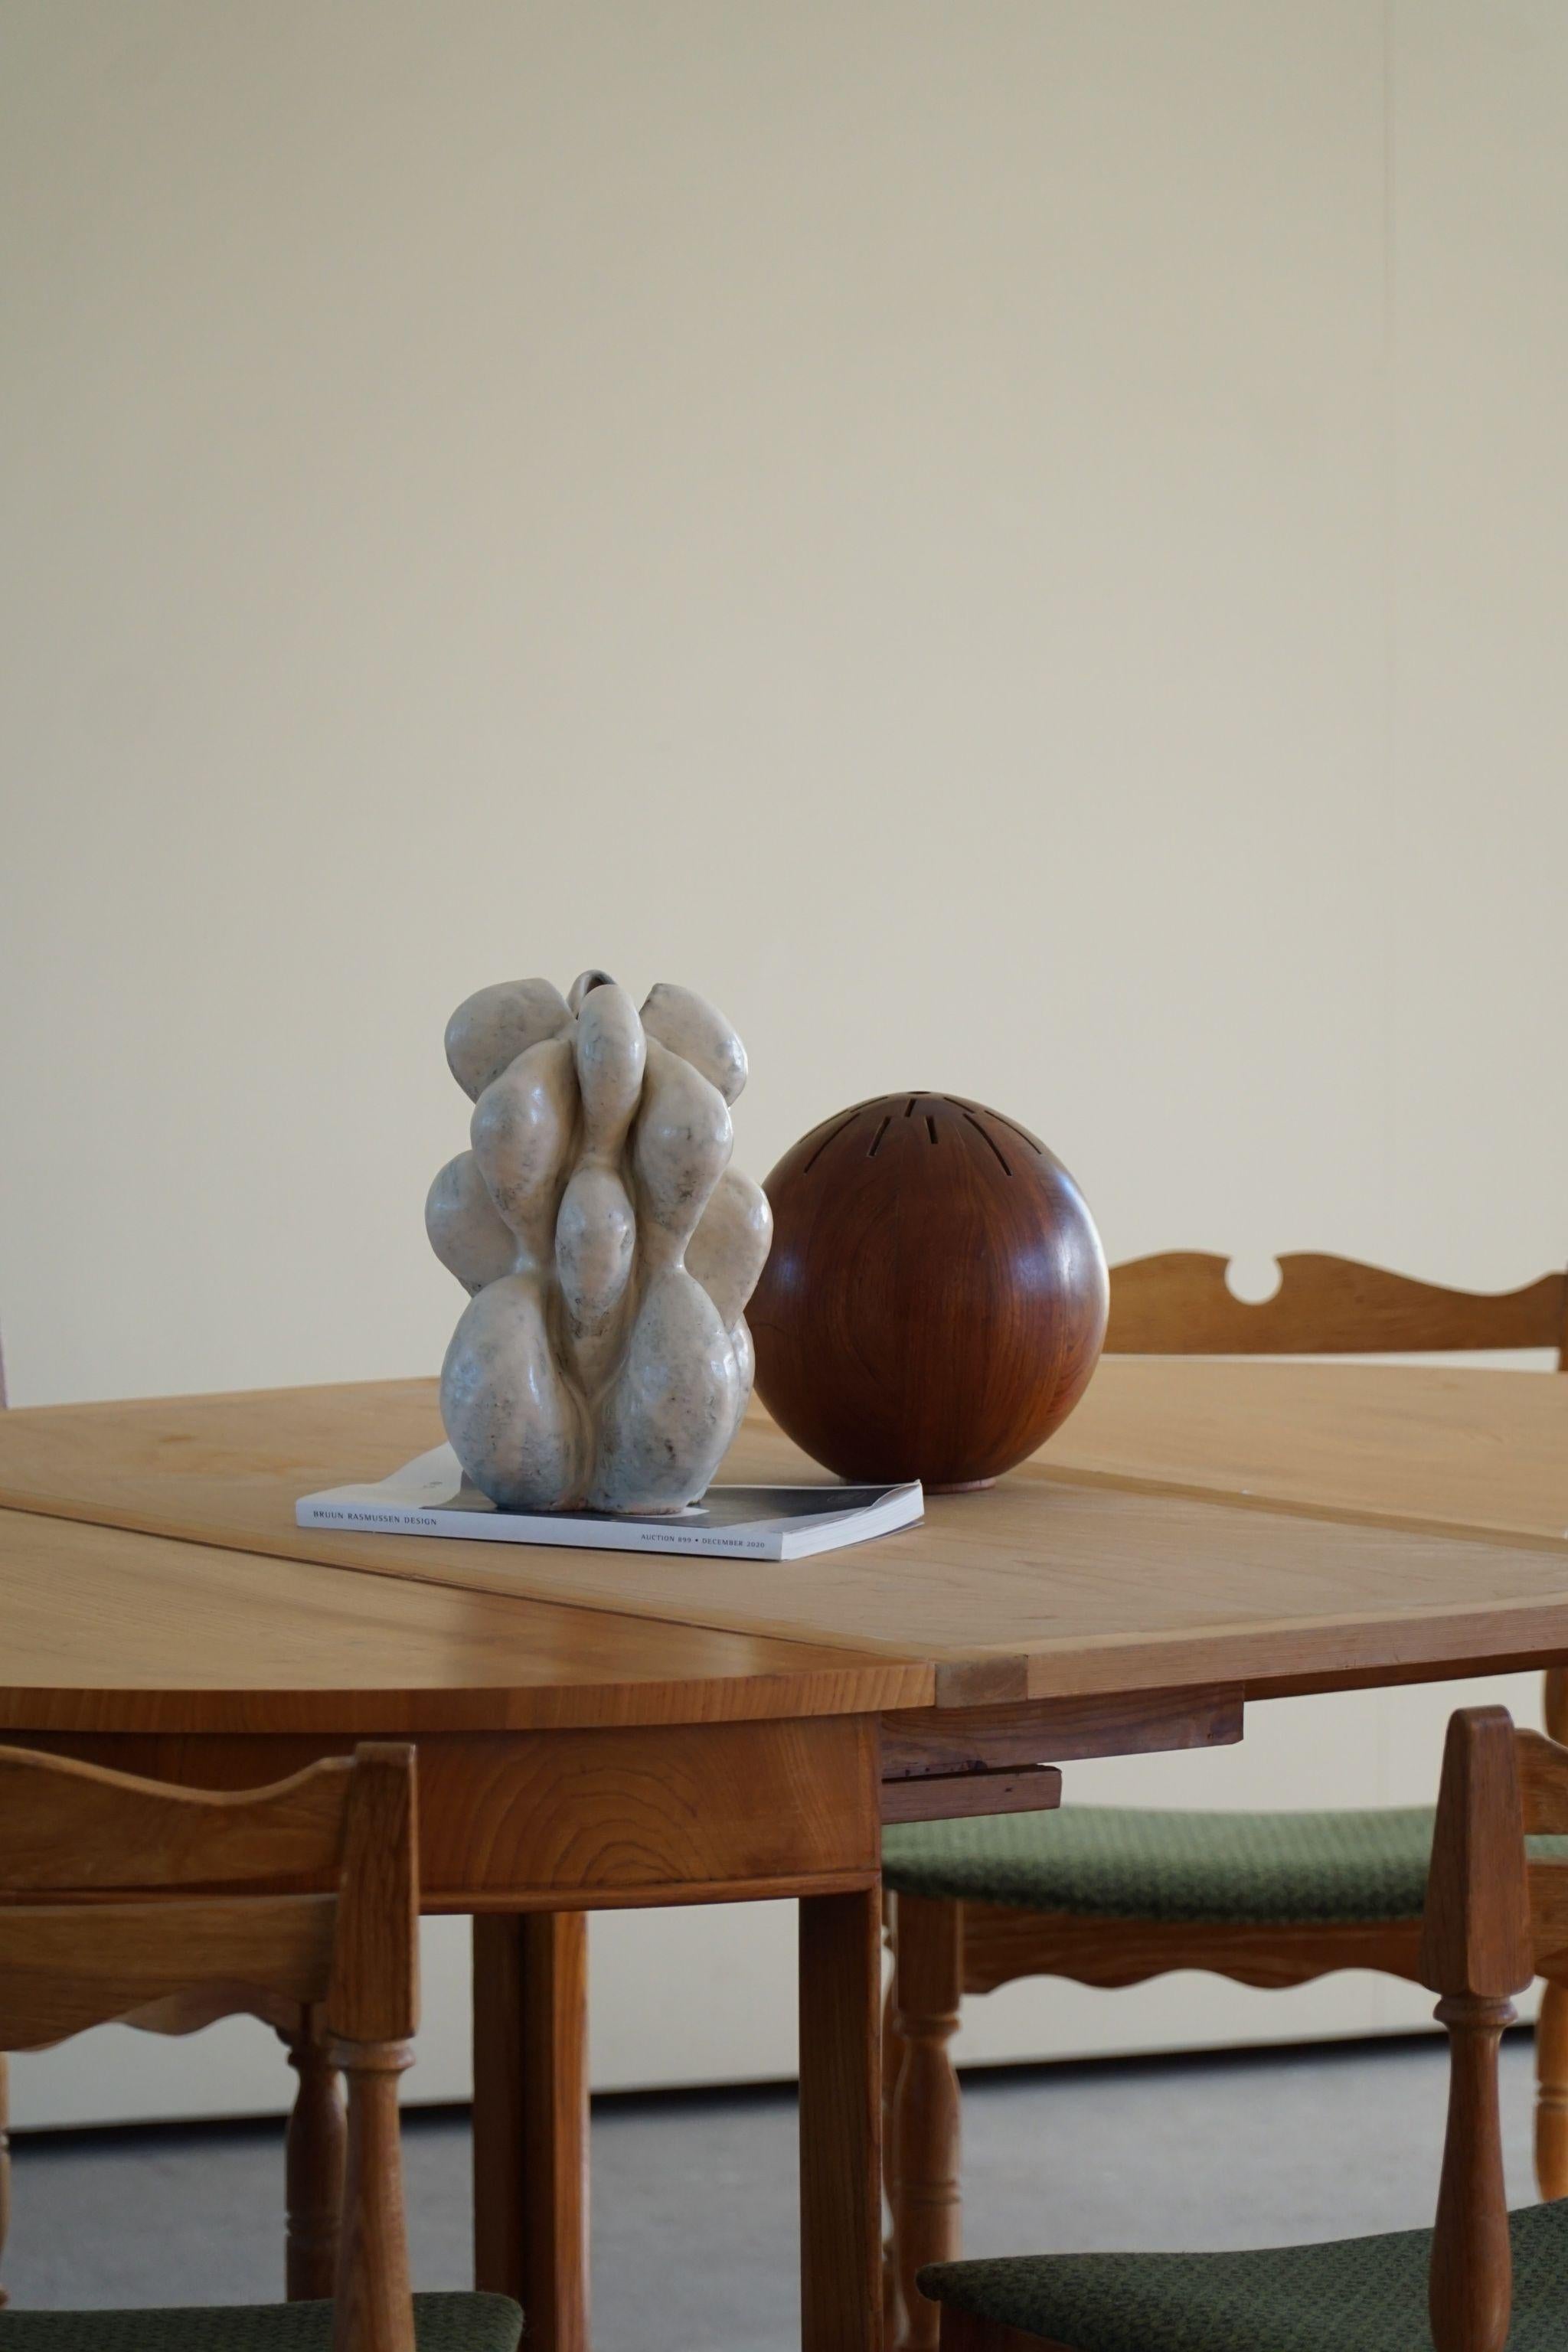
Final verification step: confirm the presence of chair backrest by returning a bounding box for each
[0,1743,419,2350]
[1104,1253,1568,1743]
[1419,1707,1568,2352]
[1105,1251,1568,1363]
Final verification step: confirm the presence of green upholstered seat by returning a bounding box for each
[0,2295,522,2352]
[882,1803,1440,1923]
[919,2199,1568,2350]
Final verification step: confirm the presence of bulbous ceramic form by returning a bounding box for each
[428,972,770,1514]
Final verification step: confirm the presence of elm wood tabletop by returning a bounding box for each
[1047,1353,1568,1545]
[8,1357,1568,1557]
[5,1366,1568,2350]
[5,1370,1568,1702]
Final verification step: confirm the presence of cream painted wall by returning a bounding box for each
[3,2,1566,2127]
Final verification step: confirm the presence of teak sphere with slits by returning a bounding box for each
[749,1095,1109,1490]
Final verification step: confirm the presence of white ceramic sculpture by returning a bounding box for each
[427,970,772,1514]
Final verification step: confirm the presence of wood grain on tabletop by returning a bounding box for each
[8,1360,1568,1551]
[1048,1354,1568,1544]
[0,1508,933,1733]
[5,1370,1568,1708]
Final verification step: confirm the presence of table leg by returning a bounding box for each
[800,1886,883,2352]
[472,1913,590,2350]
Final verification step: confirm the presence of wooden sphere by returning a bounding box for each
[750,1094,1108,1490]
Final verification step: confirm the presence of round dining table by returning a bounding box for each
[4,1357,1568,2352]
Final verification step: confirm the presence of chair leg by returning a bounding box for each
[1542,1676,1568,2198]
[332,2037,416,2352]
[283,2008,347,2300]
[883,1899,908,2347]
[1536,1979,1568,2199]
[0,2050,10,2309]
[891,1893,964,2352]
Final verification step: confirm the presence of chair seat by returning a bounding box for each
[884,1801,1568,1923]
[0,2293,522,2352]
[883,1803,1441,1922]
[919,2199,1568,2351]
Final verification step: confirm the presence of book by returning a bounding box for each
[296,1444,923,1560]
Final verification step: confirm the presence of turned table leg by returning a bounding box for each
[472,1913,591,2352]
[890,1894,963,2352]
[800,1885,883,2352]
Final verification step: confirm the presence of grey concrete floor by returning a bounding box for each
[2,2035,1540,2351]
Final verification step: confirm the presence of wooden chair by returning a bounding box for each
[917,1704,1568,2352]
[0,1739,521,2351]
[883,1251,1568,2350]
[0,1341,348,2313]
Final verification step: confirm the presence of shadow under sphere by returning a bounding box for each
[749,1093,1109,1491]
